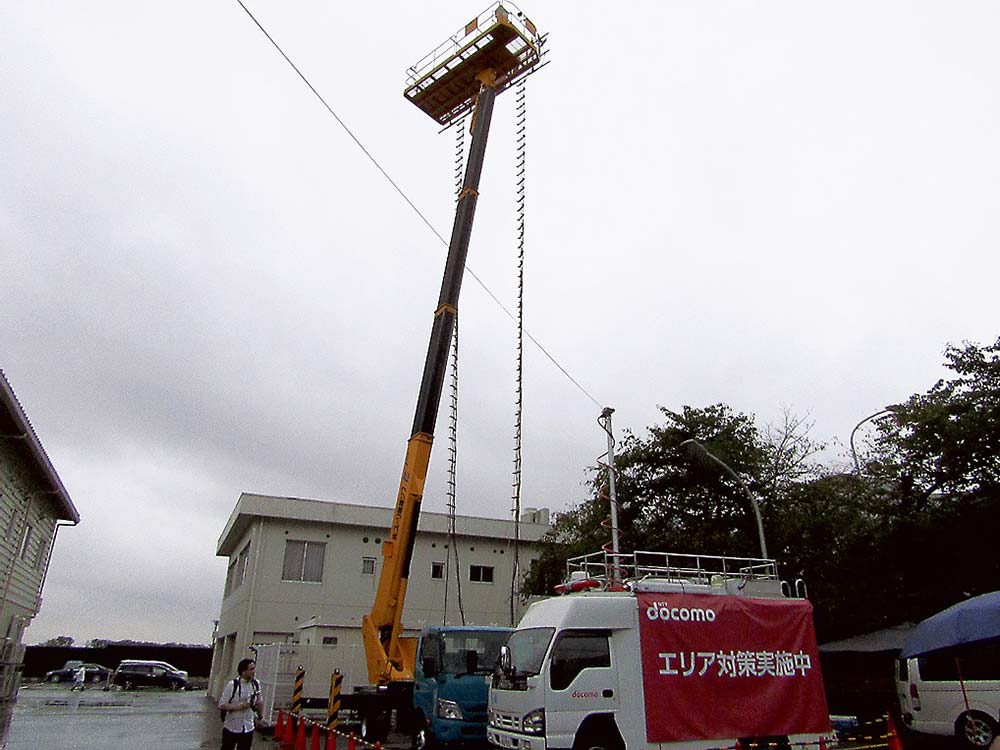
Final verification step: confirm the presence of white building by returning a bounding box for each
[0,370,79,733]
[209,492,550,699]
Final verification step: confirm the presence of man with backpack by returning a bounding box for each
[218,658,263,750]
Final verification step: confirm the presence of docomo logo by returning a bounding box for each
[646,602,717,623]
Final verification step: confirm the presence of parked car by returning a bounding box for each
[112,660,187,690]
[45,661,112,684]
[896,643,1000,748]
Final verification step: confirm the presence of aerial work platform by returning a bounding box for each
[404,2,544,125]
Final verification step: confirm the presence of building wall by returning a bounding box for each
[0,439,62,721]
[210,499,548,698]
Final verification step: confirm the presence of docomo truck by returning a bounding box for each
[488,550,832,750]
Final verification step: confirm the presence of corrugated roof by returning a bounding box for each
[819,622,916,653]
[0,369,80,524]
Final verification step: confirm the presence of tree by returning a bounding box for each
[43,635,74,647]
[522,338,1000,640]
[869,337,1000,505]
[523,403,824,597]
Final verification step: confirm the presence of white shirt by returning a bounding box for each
[218,677,260,734]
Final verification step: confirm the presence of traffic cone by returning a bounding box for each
[325,728,337,750]
[283,715,296,746]
[819,735,827,750]
[295,718,307,750]
[275,711,285,740]
[347,731,356,750]
[887,713,904,750]
[309,723,322,750]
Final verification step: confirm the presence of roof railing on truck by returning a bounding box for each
[566,549,779,587]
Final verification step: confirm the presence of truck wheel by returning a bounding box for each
[361,711,390,744]
[958,712,998,748]
[573,715,625,750]
[49,675,61,683]
[90,674,102,683]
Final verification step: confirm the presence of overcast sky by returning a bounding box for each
[3,1,997,645]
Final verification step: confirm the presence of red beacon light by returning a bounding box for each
[554,571,602,595]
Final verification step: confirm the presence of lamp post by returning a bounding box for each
[849,407,896,473]
[679,439,769,559]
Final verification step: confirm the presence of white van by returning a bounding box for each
[896,642,1000,748]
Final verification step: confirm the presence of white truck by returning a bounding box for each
[488,550,832,750]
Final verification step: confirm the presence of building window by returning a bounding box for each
[470,564,494,584]
[224,561,237,596]
[19,524,33,562]
[361,557,376,575]
[4,504,17,539]
[431,561,444,580]
[322,636,338,646]
[35,536,49,570]
[282,540,326,583]
[237,542,251,587]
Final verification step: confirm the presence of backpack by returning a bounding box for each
[220,677,261,722]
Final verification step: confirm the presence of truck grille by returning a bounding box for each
[491,710,521,731]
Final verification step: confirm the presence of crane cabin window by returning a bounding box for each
[470,564,494,583]
[282,540,326,583]
[431,561,444,579]
[361,557,376,575]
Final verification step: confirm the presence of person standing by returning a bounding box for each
[71,665,86,691]
[218,658,263,750]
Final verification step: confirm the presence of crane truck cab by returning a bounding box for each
[412,625,513,749]
[488,550,832,750]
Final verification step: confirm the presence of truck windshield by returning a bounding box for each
[441,630,511,674]
[506,627,554,676]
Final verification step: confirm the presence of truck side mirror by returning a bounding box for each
[422,657,438,679]
[499,645,513,677]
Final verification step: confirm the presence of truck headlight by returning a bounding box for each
[522,708,545,735]
[437,699,464,720]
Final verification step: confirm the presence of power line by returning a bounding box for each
[235,0,603,409]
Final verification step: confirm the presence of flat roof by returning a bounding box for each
[217,492,550,556]
[0,370,79,524]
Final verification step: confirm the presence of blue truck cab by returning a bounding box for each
[412,625,513,748]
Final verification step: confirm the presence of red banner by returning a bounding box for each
[637,592,830,743]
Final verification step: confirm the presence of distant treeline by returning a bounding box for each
[23,644,213,678]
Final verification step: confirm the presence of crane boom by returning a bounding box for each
[362,73,498,686]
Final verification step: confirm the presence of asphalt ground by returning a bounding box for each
[2,684,963,750]
[2,685,438,750]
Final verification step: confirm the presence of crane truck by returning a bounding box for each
[342,5,545,747]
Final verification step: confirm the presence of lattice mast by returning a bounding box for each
[362,2,546,687]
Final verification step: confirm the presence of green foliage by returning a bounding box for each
[870,337,1000,503]
[523,336,1000,641]
[523,403,822,597]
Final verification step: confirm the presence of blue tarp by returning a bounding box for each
[901,590,1000,658]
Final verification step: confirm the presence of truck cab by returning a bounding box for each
[413,626,513,749]
[488,550,832,750]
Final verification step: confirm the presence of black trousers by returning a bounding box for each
[221,728,253,750]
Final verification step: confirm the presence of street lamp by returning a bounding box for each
[849,407,897,473]
[679,438,769,559]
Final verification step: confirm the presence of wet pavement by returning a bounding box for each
[4,684,221,749]
[2,684,486,750]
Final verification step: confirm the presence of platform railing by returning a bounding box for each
[566,549,779,586]
[405,1,540,88]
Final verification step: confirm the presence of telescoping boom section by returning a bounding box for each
[361,3,544,688]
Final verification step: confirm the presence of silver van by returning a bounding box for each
[896,642,1000,748]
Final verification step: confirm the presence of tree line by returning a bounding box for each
[523,336,1000,641]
